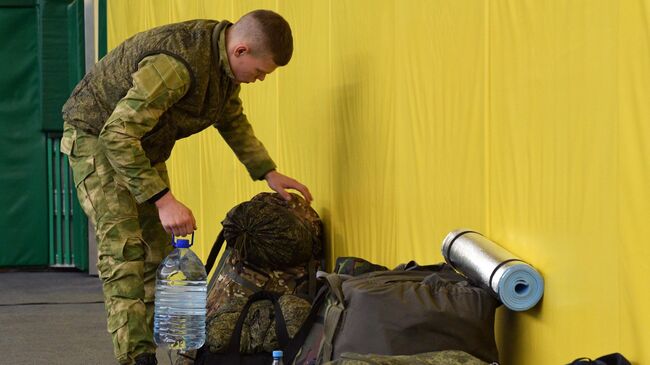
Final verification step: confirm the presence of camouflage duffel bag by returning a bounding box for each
[220,192,323,269]
[204,192,324,312]
[322,350,492,365]
[197,291,310,365]
[191,193,324,364]
[206,289,311,353]
[205,246,318,323]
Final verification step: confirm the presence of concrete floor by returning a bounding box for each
[0,271,172,365]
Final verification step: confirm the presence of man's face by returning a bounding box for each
[230,50,278,84]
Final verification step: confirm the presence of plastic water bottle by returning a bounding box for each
[153,236,207,351]
[272,350,284,365]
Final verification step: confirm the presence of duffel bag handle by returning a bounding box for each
[224,291,291,361]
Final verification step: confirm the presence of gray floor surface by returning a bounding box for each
[0,271,172,365]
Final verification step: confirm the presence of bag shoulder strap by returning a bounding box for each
[205,230,225,275]
[283,284,329,364]
[318,273,346,363]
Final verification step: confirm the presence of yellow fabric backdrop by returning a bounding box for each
[107,1,650,363]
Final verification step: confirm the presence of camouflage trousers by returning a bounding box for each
[61,122,173,364]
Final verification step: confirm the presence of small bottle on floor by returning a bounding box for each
[272,350,284,365]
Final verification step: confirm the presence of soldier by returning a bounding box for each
[60,10,312,365]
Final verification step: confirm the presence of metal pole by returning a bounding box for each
[62,144,71,266]
[47,137,55,265]
[85,0,99,275]
[68,157,76,265]
[54,140,62,265]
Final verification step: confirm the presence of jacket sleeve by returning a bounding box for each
[98,53,191,204]
[213,85,277,180]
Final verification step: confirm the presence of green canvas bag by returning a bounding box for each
[290,257,388,365]
[317,263,500,364]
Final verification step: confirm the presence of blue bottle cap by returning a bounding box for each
[174,238,190,248]
[272,350,283,358]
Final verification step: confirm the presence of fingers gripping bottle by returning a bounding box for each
[154,234,207,351]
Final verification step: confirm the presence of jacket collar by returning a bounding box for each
[212,20,235,80]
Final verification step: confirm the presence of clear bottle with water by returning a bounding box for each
[153,236,207,351]
[272,350,284,365]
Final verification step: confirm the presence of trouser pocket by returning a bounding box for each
[63,123,101,221]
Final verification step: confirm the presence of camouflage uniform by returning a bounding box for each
[61,20,276,365]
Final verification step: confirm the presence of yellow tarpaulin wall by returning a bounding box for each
[107,1,650,363]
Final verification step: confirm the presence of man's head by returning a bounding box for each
[226,10,293,84]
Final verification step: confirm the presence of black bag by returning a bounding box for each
[568,353,632,365]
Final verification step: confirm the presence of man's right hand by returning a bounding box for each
[154,191,196,236]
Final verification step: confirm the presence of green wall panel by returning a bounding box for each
[0,7,48,266]
[41,0,85,132]
[0,0,36,6]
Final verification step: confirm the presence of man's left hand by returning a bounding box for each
[264,170,313,203]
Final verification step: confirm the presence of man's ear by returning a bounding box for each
[234,44,249,57]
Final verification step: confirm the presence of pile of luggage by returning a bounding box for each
[185,193,501,365]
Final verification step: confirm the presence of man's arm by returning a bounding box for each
[99,53,196,235]
[215,87,312,202]
[214,86,277,180]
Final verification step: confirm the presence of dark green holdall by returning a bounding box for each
[290,258,389,365]
[312,263,500,364]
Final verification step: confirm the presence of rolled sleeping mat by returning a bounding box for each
[441,229,544,311]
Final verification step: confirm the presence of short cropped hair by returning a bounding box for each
[238,10,293,66]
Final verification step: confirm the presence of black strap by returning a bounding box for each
[283,284,330,363]
[307,259,318,299]
[205,230,225,275]
[225,291,291,357]
[488,258,525,289]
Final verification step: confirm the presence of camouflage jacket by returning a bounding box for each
[62,20,276,203]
